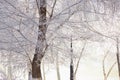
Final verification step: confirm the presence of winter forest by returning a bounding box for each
[0,0,120,80]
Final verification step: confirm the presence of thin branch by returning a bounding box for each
[106,62,116,78]
[85,22,115,41]
[50,0,57,18]
[7,29,32,66]
[74,42,86,76]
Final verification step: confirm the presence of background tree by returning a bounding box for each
[0,0,120,80]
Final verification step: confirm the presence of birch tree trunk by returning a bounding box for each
[70,59,74,80]
[70,37,74,80]
[29,72,32,80]
[116,38,120,80]
[32,0,47,80]
[56,54,61,80]
[42,60,46,80]
[8,52,12,80]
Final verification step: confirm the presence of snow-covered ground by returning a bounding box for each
[44,61,118,80]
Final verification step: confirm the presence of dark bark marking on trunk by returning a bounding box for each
[116,38,120,80]
[32,54,42,78]
[70,59,74,80]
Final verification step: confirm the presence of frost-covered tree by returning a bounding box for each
[1,0,120,80]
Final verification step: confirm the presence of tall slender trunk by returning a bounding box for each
[70,59,74,80]
[116,38,120,80]
[117,52,120,80]
[32,0,47,80]
[42,60,46,80]
[28,72,32,80]
[70,37,74,80]
[56,54,61,80]
[8,52,12,80]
